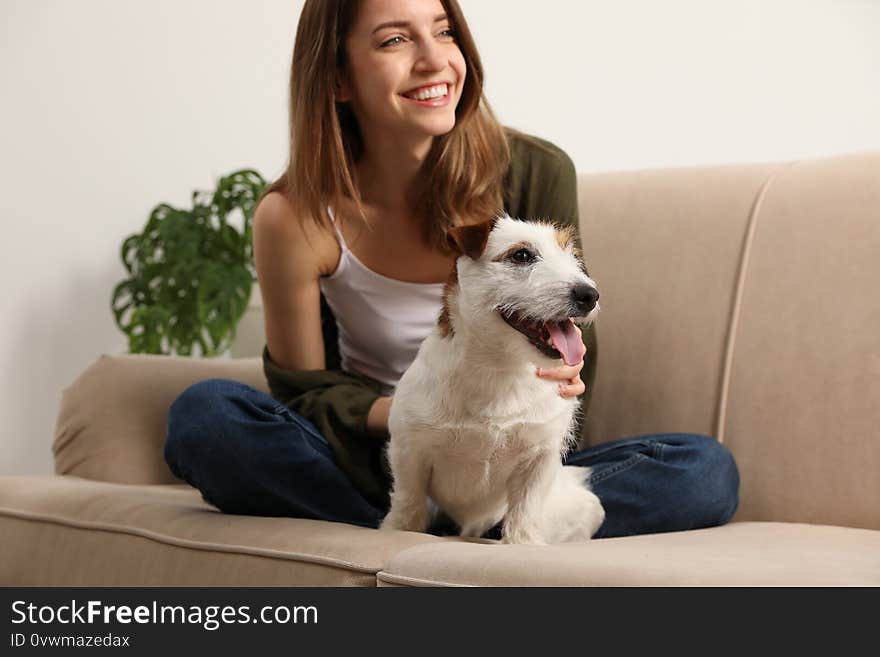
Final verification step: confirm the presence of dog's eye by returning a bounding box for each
[510,248,536,264]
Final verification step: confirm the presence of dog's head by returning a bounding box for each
[443,214,599,365]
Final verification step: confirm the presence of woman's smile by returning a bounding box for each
[400,82,452,107]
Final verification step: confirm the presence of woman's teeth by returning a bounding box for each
[404,84,448,100]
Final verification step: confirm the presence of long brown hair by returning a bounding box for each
[260,0,513,254]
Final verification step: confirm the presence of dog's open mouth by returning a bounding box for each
[498,310,586,366]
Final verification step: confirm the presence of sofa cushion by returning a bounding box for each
[377,522,880,586]
[0,475,450,586]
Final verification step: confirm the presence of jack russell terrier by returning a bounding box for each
[380,214,605,544]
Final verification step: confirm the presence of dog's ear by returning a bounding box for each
[446,218,497,260]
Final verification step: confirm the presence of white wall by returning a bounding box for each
[2,0,878,476]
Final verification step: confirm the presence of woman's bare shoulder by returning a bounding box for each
[253,191,339,276]
[253,191,338,371]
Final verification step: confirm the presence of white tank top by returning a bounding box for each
[319,207,445,395]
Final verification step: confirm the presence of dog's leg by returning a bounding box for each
[459,515,501,539]
[502,450,558,545]
[380,443,432,533]
[541,466,605,543]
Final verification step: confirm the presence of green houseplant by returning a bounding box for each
[112,169,267,356]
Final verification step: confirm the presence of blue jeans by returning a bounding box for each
[164,378,739,539]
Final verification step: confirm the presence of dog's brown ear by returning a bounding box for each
[446,218,497,260]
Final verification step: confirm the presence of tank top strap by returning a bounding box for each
[327,205,349,253]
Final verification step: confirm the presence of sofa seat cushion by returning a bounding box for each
[378,522,880,586]
[0,475,450,586]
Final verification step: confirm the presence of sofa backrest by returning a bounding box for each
[54,152,879,530]
[578,152,880,530]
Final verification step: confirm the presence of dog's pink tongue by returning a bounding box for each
[547,320,586,366]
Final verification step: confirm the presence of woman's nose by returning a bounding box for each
[414,38,447,70]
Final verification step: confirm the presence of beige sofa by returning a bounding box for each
[2,152,878,586]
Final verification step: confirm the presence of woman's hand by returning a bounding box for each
[366,396,393,439]
[536,323,586,398]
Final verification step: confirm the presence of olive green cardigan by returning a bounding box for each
[261,131,598,508]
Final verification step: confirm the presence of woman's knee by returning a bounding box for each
[654,433,739,531]
[164,378,249,473]
[662,433,740,528]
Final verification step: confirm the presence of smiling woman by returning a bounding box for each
[273,0,508,255]
[163,0,740,541]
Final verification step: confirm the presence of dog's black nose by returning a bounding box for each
[571,284,599,314]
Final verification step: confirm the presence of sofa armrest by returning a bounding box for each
[53,353,267,485]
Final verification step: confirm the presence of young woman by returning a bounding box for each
[164,0,740,538]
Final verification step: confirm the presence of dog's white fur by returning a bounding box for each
[380,214,605,544]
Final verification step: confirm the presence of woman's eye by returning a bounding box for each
[511,248,536,264]
[380,29,454,48]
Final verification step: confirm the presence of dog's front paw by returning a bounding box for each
[380,505,429,533]
[501,525,547,546]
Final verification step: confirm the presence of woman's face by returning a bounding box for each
[339,0,467,144]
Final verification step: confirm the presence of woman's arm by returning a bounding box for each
[254,193,391,502]
[366,396,393,438]
[253,192,329,371]
[254,193,392,439]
